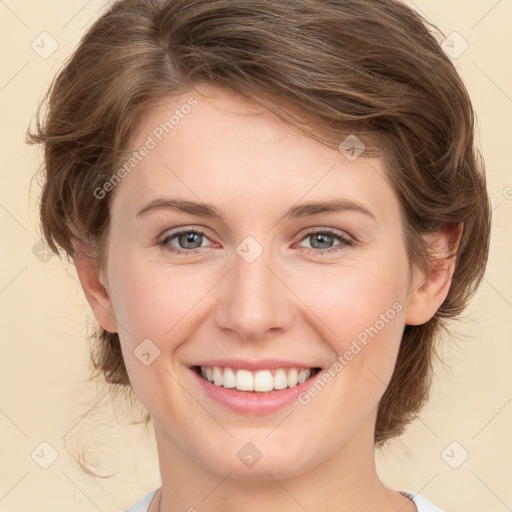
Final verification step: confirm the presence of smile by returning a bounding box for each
[193,365,321,393]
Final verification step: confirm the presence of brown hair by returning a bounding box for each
[27,0,491,445]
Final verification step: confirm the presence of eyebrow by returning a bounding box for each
[136,197,376,221]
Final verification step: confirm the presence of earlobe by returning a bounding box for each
[404,223,464,326]
[72,239,118,334]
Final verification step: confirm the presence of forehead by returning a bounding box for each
[111,86,399,225]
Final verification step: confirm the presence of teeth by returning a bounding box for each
[236,369,254,391]
[198,366,314,392]
[223,368,236,388]
[287,368,298,387]
[254,370,274,392]
[213,367,223,386]
[273,369,288,390]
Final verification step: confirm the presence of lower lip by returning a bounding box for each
[189,367,321,415]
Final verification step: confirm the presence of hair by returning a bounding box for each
[27,0,491,446]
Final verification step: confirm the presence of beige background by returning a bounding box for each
[1,1,511,511]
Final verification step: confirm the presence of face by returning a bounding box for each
[99,85,421,479]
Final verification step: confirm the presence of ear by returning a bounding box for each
[72,239,118,334]
[404,223,464,326]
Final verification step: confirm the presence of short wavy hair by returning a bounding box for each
[27,0,491,445]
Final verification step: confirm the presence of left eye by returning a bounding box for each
[161,228,211,253]
[295,229,353,254]
[160,227,353,255]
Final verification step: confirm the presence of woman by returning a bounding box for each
[27,0,491,510]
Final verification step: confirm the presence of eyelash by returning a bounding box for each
[160,227,353,256]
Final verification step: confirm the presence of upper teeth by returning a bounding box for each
[200,366,313,392]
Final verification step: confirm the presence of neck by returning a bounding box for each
[149,422,416,512]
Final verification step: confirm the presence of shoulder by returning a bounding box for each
[401,491,444,512]
[124,488,160,512]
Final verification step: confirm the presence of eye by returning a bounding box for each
[159,226,353,256]
[160,227,215,255]
[295,228,353,255]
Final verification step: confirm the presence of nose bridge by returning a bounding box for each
[214,236,293,340]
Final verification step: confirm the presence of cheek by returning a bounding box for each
[107,251,213,344]
[105,253,209,413]
[298,261,408,409]
[302,262,406,348]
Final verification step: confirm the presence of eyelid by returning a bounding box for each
[296,226,353,242]
[160,226,215,249]
[160,226,350,241]
[158,225,355,256]
[159,225,212,242]
[293,226,354,253]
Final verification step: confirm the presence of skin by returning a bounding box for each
[75,85,462,512]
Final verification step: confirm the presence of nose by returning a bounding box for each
[213,242,295,342]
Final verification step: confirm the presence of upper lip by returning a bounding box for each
[191,358,322,371]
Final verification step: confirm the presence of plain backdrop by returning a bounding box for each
[1,1,511,511]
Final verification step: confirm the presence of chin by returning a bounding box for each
[197,440,320,481]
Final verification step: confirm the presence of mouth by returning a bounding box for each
[191,365,322,393]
